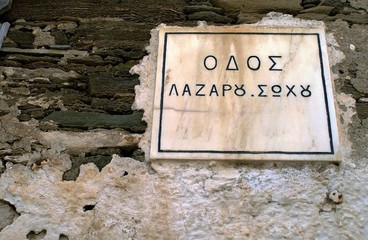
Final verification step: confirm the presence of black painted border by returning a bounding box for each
[158,32,334,155]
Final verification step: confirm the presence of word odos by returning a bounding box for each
[204,55,283,71]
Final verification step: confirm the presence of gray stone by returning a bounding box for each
[320,0,342,8]
[213,0,302,17]
[0,123,14,144]
[0,47,88,57]
[32,29,55,47]
[4,151,42,164]
[189,1,212,6]
[12,20,54,29]
[349,0,368,12]
[3,54,60,64]
[41,110,146,133]
[351,77,368,94]
[57,21,78,34]
[0,66,81,84]
[358,97,368,103]
[49,45,71,50]
[297,12,333,21]
[334,13,368,24]
[184,5,223,15]
[0,100,10,116]
[91,97,134,114]
[67,55,106,66]
[301,0,321,6]
[301,6,334,15]
[50,30,69,45]
[103,56,122,66]
[1,36,17,48]
[57,16,80,23]
[0,110,39,143]
[94,48,146,61]
[112,61,139,76]
[6,29,34,48]
[17,114,31,121]
[0,59,21,67]
[8,87,30,95]
[362,118,368,128]
[21,108,46,120]
[131,149,145,162]
[89,73,138,98]
[24,61,59,69]
[188,11,234,23]
[303,4,318,9]
[356,103,368,119]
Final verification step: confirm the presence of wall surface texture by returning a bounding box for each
[0,0,367,239]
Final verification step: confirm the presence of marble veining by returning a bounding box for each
[151,26,340,161]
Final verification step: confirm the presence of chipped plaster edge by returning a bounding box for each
[131,13,353,162]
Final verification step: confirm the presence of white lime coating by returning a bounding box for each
[1,14,366,240]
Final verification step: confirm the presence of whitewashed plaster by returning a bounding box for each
[0,13,365,240]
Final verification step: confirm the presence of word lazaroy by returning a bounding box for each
[167,55,312,98]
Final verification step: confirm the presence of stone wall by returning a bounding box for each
[0,0,367,239]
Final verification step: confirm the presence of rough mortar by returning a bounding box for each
[0,12,367,240]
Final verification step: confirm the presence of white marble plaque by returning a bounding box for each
[151,26,340,161]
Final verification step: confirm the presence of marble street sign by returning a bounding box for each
[150,27,341,161]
